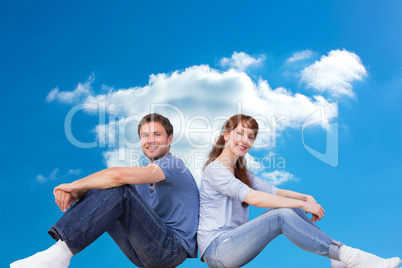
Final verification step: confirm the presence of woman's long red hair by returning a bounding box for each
[205,114,259,207]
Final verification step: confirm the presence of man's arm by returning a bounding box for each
[54,163,165,201]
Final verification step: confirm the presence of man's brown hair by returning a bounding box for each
[137,113,174,137]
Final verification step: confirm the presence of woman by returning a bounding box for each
[197,114,401,268]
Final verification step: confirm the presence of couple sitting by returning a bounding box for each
[11,113,401,268]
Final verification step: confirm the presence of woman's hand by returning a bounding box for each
[303,201,325,222]
[306,195,318,206]
[303,195,325,222]
[54,190,75,212]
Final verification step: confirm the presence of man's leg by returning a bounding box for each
[14,185,186,268]
[105,185,188,267]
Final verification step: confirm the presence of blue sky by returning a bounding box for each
[1,1,401,267]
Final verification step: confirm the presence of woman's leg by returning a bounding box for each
[203,208,341,268]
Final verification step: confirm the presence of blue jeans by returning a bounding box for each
[203,208,342,268]
[48,185,187,268]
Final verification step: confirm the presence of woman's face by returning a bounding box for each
[224,122,255,157]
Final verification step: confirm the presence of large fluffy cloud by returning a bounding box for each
[301,49,367,98]
[47,52,350,184]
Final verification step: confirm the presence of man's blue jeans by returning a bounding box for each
[48,185,187,268]
[203,208,342,268]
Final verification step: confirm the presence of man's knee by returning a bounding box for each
[85,185,128,200]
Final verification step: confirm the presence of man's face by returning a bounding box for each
[139,121,173,161]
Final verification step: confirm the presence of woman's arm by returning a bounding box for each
[276,189,317,204]
[276,189,321,222]
[244,189,325,222]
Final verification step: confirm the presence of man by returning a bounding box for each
[11,113,200,268]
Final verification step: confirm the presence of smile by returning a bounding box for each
[237,145,247,150]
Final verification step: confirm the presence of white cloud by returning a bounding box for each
[35,175,46,184]
[49,168,60,180]
[35,168,81,183]
[301,49,367,98]
[260,170,299,186]
[36,168,58,183]
[46,73,94,103]
[67,169,82,176]
[286,49,313,63]
[220,52,265,71]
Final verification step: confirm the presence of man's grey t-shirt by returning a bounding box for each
[197,160,278,258]
[136,153,199,258]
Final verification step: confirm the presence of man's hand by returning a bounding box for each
[54,190,75,212]
[54,183,87,204]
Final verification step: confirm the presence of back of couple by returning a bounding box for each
[11,113,401,268]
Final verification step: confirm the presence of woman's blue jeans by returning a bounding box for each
[203,208,343,268]
[48,185,187,268]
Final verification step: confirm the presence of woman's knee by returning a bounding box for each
[274,207,317,229]
[273,208,305,224]
[275,207,295,216]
